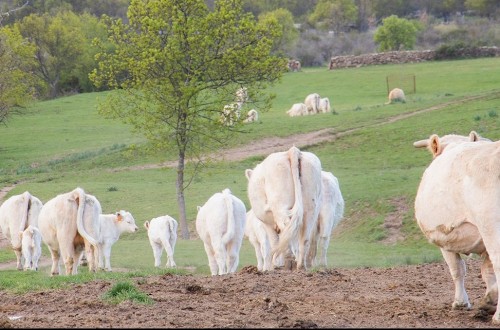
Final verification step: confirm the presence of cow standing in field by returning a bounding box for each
[196,188,246,276]
[245,146,322,271]
[385,88,406,104]
[20,225,42,271]
[413,132,500,324]
[307,171,345,268]
[97,210,138,271]
[0,191,43,270]
[38,187,101,276]
[304,93,321,115]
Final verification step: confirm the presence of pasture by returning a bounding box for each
[1,57,500,284]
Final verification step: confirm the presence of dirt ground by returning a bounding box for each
[0,259,498,328]
[1,96,500,328]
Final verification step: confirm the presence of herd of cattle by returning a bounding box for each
[0,121,500,323]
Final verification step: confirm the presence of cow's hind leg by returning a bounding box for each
[49,248,60,276]
[14,248,23,270]
[477,253,498,314]
[151,241,163,268]
[441,249,471,309]
[202,242,218,276]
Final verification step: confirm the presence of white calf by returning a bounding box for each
[308,171,345,268]
[98,210,138,271]
[20,225,42,271]
[318,97,331,114]
[243,109,259,123]
[144,215,178,268]
[245,209,273,271]
[196,188,246,275]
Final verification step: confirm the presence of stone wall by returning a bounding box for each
[328,47,500,70]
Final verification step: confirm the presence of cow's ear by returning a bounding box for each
[116,213,123,222]
[429,134,442,157]
[144,221,149,230]
[469,131,479,142]
[245,169,253,180]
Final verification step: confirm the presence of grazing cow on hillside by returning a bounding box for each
[245,209,274,271]
[286,103,307,117]
[196,188,246,276]
[0,191,43,270]
[385,88,406,104]
[307,171,345,268]
[38,187,101,276]
[221,102,243,126]
[20,225,42,271]
[413,132,500,324]
[318,97,331,114]
[304,93,321,115]
[97,210,138,271]
[245,146,322,271]
[243,109,259,123]
[144,215,178,268]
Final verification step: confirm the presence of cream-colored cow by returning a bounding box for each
[414,132,500,324]
[38,187,101,276]
[0,191,43,270]
[385,88,405,104]
[245,146,322,271]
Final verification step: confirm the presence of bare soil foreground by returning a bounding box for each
[0,258,498,328]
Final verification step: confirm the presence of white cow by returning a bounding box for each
[144,215,178,268]
[221,102,242,126]
[243,109,259,123]
[307,171,345,268]
[20,225,42,271]
[286,103,307,117]
[413,132,500,324]
[97,210,138,271]
[245,209,273,271]
[304,93,321,115]
[245,146,322,271]
[318,97,331,114]
[385,88,406,104]
[38,187,101,276]
[196,188,246,276]
[0,191,43,270]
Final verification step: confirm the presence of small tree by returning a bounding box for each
[374,15,418,52]
[90,0,287,239]
[0,25,37,124]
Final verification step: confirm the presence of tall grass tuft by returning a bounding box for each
[102,281,153,305]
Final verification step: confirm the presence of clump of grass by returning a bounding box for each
[107,186,118,192]
[488,110,497,118]
[102,281,153,305]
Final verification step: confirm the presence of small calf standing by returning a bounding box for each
[144,215,178,268]
[20,225,42,271]
[98,210,139,271]
[196,188,246,275]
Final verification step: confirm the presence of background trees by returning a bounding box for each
[90,0,286,239]
[374,15,419,51]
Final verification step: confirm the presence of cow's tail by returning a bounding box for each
[222,189,236,245]
[74,187,98,247]
[14,191,32,251]
[274,146,304,256]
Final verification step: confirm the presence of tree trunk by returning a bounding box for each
[176,151,190,239]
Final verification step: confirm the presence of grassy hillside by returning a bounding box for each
[1,57,499,284]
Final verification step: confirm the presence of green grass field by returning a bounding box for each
[1,57,499,291]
